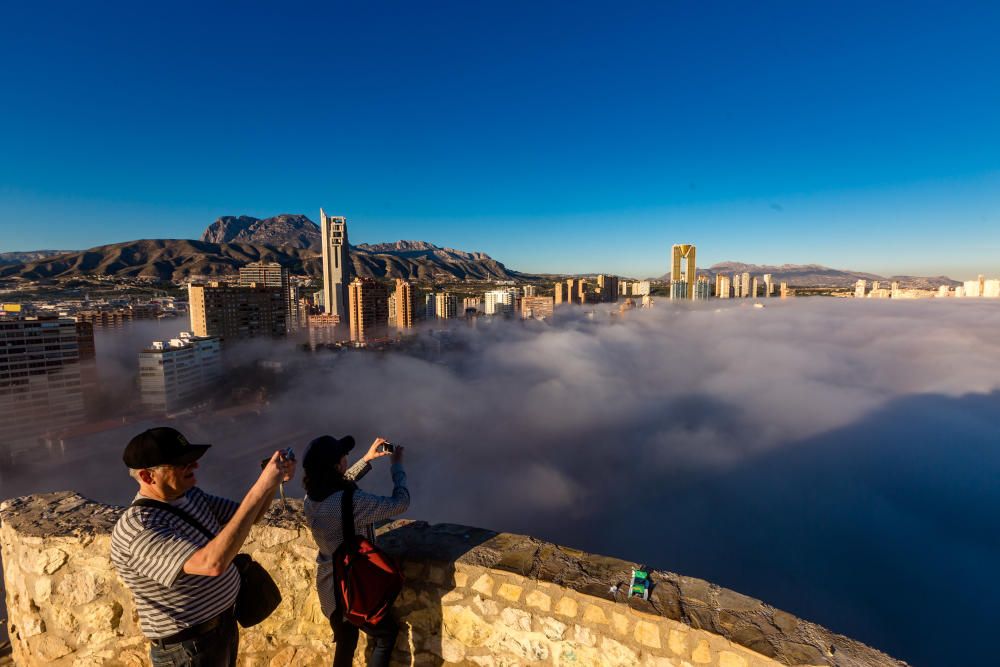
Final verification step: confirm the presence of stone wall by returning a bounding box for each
[0,492,907,666]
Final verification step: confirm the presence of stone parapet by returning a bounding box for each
[0,492,906,666]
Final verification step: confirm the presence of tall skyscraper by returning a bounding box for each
[522,285,538,298]
[434,292,459,319]
[565,278,585,305]
[670,244,697,300]
[733,273,742,298]
[239,261,293,332]
[521,296,554,320]
[0,315,87,444]
[855,280,866,298]
[694,276,711,300]
[780,282,790,298]
[188,282,287,341]
[320,210,351,323]
[763,274,773,297]
[348,277,389,342]
[717,275,731,298]
[751,276,759,299]
[741,272,751,298]
[394,279,417,329]
[596,275,619,303]
[554,281,566,305]
[485,288,518,315]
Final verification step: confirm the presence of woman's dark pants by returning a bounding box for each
[330,612,399,667]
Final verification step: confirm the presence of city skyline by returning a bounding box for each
[2,3,999,278]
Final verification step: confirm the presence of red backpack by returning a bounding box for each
[332,487,404,629]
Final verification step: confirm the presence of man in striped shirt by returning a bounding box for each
[111,427,295,667]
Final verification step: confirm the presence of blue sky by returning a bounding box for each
[1,1,998,278]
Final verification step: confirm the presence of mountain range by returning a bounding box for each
[673,262,960,289]
[1,214,960,287]
[0,215,521,283]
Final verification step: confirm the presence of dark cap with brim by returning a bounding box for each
[302,435,355,473]
[124,427,211,469]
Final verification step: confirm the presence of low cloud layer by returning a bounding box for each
[4,299,1000,664]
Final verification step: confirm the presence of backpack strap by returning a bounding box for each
[340,487,357,547]
[132,498,216,541]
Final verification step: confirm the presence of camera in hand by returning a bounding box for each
[260,447,295,469]
[377,441,395,453]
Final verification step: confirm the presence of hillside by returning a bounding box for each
[0,239,522,283]
[660,262,960,289]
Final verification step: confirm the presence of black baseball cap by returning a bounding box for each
[123,427,211,469]
[302,435,355,473]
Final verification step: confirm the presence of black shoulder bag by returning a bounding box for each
[132,498,281,628]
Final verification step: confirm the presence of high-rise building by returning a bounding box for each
[694,276,711,300]
[596,275,619,303]
[955,285,966,298]
[670,244,697,300]
[0,315,87,444]
[521,296,554,320]
[732,274,742,298]
[780,282,790,298]
[138,332,222,413]
[564,278,585,305]
[188,282,287,341]
[855,280,866,298]
[963,279,982,298]
[670,281,688,300]
[306,314,341,350]
[522,285,538,298]
[462,297,483,313]
[434,292,459,319]
[485,288,518,315]
[634,281,651,296]
[348,278,389,342]
[394,280,417,329]
[983,280,1000,298]
[741,272,751,298]
[891,281,901,299]
[239,261,294,332]
[763,274,773,297]
[751,277,759,299]
[937,285,951,298]
[320,210,351,324]
[716,275,731,299]
[554,282,566,305]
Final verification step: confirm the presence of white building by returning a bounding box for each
[435,293,459,319]
[485,288,518,315]
[635,280,651,296]
[855,280,866,298]
[937,285,951,298]
[963,279,982,297]
[139,332,221,413]
[983,280,1000,298]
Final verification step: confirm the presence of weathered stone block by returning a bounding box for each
[496,582,523,603]
[471,573,494,596]
[525,589,551,612]
[719,650,749,667]
[692,639,713,664]
[600,636,639,667]
[582,604,609,625]
[556,596,578,618]
[541,616,567,641]
[635,619,662,648]
[499,607,531,632]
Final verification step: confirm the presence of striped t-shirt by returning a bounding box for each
[111,487,240,639]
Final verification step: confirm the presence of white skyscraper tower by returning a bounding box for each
[320,209,351,323]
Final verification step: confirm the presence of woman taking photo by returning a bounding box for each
[302,434,409,667]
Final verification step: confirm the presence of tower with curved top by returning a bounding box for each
[670,244,696,299]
